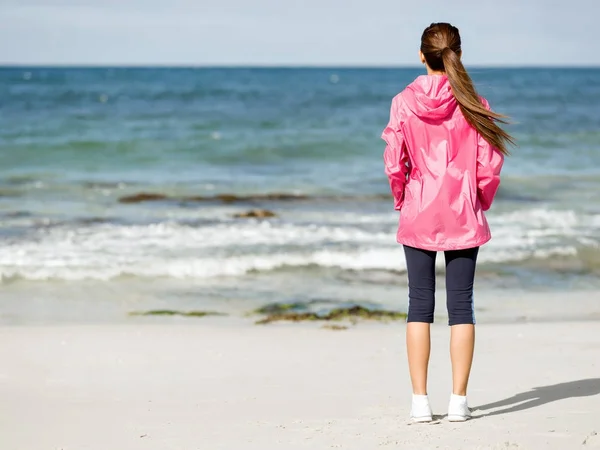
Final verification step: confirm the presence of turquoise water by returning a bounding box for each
[0,67,599,322]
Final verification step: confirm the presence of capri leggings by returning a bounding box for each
[403,245,479,326]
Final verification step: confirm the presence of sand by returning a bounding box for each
[1,320,599,450]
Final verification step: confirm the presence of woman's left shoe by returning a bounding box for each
[447,393,471,422]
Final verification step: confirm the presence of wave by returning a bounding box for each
[0,208,598,282]
[1,244,598,283]
[0,248,404,282]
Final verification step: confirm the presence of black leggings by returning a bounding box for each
[403,245,479,326]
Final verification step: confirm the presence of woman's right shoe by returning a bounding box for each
[410,394,433,423]
[447,393,471,422]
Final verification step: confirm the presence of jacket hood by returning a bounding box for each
[403,75,457,120]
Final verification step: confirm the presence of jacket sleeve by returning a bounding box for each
[382,97,410,210]
[476,98,504,211]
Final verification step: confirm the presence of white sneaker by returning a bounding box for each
[447,393,471,422]
[410,394,433,423]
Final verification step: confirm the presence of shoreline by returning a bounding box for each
[1,321,599,449]
[3,313,600,329]
[1,285,599,327]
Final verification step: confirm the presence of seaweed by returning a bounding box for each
[233,209,277,218]
[129,309,226,318]
[118,192,307,205]
[254,304,407,325]
[119,193,168,204]
[256,312,320,325]
[253,302,309,315]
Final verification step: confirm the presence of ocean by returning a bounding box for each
[1,67,599,324]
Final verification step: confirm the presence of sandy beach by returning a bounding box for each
[1,320,599,450]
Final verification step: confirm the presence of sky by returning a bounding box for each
[0,0,595,66]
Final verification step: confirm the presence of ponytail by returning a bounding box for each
[441,48,514,156]
[421,23,515,156]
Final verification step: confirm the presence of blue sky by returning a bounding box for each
[0,0,595,66]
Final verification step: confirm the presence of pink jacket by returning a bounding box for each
[382,75,504,251]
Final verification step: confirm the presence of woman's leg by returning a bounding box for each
[403,245,437,395]
[444,247,479,396]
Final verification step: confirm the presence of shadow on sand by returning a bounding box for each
[474,378,600,417]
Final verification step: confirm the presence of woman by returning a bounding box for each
[382,23,513,422]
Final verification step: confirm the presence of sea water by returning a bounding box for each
[1,67,599,323]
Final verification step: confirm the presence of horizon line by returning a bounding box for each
[0,63,599,70]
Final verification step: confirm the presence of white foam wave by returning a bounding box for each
[0,248,409,281]
[0,208,597,281]
[0,222,397,281]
